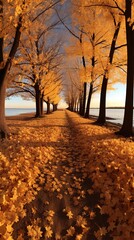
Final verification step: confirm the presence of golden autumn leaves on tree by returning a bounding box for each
[0,0,63,138]
[0,1,134,239]
[87,0,133,136]
[63,0,133,137]
[7,29,63,117]
[0,0,133,138]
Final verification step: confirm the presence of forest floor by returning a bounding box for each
[0,110,134,240]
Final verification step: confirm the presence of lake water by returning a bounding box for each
[5,108,134,126]
[90,108,134,125]
[6,108,36,116]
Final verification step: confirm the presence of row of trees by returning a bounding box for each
[0,0,64,138]
[0,0,133,138]
[64,0,133,137]
[7,32,62,117]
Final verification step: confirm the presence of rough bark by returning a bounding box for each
[118,0,133,137]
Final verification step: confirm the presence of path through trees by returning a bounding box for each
[0,110,133,239]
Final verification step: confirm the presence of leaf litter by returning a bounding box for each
[0,110,133,239]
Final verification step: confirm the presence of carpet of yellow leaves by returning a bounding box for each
[0,110,133,239]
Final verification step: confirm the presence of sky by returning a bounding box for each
[5,97,68,109]
[5,82,126,109]
[90,83,126,108]
[4,1,129,110]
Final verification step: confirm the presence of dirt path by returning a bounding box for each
[1,110,133,239]
[10,110,109,240]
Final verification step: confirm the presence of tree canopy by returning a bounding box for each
[0,0,133,138]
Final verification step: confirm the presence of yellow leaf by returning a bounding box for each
[6,224,13,233]
[75,234,83,240]
[66,211,73,219]
[45,226,53,238]
[66,226,75,236]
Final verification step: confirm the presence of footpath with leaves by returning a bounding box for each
[0,110,133,240]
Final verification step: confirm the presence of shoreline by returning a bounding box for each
[88,114,122,131]
[6,109,134,134]
[6,112,36,121]
[5,108,133,130]
[6,110,122,132]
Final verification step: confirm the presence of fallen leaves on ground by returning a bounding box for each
[0,110,133,239]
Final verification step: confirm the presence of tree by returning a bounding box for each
[43,73,62,114]
[63,59,87,112]
[0,0,62,138]
[0,0,23,138]
[7,36,63,117]
[96,17,122,125]
[56,4,88,116]
[86,0,133,136]
[83,9,107,118]
[8,32,63,113]
[118,0,134,136]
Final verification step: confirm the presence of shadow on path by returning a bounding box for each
[10,110,114,239]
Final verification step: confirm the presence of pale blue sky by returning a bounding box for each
[5,83,126,109]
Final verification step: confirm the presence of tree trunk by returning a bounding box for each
[54,104,58,111]
[0,69,8,138]
[0,3,22,138]
[96,76,108,124]
[76,100,79,112]
[85,83,93,118]
[52,103,57,112]
[70,98,74,111]
[35,83,42,117]
[46,98,51,114]
[52,103,55,112]
[40,96,44,116]
[79,32,87,116]
[96,21,121,125]
[74,100,77,112]
[69,103,71,111]
[118,0,133,137]
[79,94,83,115]
[82,82,87,116]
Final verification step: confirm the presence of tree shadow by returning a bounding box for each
[1,110,127,239]
[7,123,70,129]
[11,131,112,239]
